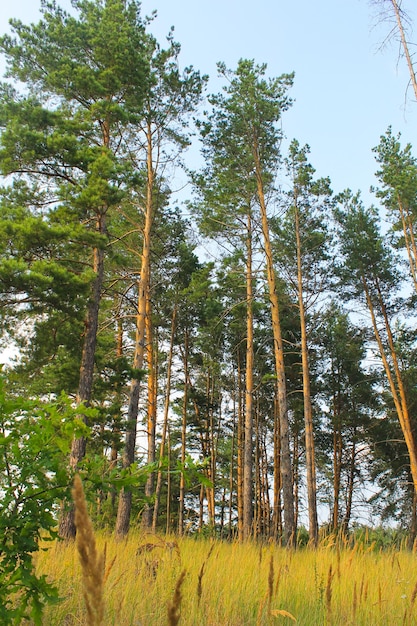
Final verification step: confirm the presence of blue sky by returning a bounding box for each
[1,0,417,209]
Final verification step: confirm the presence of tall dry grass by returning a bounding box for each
[35,528,417,625]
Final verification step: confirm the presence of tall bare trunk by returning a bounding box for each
[178,327,189,535]
[108,316,124,515]
[295,206,318,545]
[166,424,172,534]
[332,387,343,532]
[342,428,357,533]
[230,384,237,538]
[237,354,245,540]
[115,120,154,539]
[272,386,282,541]
[207,374,217,527]
[253,146,295,545]
[152,305,177,532]
[243,212,254,540]
[58,218,106,540]
[254,408,260,539]
[293,429,300,532]
[261,433,271,537]
[142,298,157,530]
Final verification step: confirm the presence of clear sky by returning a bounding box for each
[1,0,417,210]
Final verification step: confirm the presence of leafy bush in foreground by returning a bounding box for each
[0,379,88,624]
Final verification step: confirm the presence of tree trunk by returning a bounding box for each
[273,386,282,541]
[390,0,417,101]
[243,213,254,540]
[332,386,343,532]
[254,407,260,540]
[58,221,106,540]
[152,305,177,532]
[408,486,417,550]
[115,120,154,539]
[142,298,157,530]
[166,424,172,534]
[342,429,357,533]
[209,378,218,527]
[237,354,245,540]
[199,484,204,532]
[397,194,417,294]
[178,326,189,536]
[230,389,237,539]
[254,145,295,545]
[295,205,318,545]
[108,315,124,515]
[363,276,417,495]
[205,373,217,528]
[293,429,300,532]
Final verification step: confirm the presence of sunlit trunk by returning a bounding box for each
[116,117,154,539]
[363,276,417,496]
[253,144,295,545]
[295,205,318,545]
[243,212,254,540]
[152,305,177,532]
[142,299,157,530]
[178,326,189,536]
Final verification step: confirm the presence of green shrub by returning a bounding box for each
[0,378,88,624]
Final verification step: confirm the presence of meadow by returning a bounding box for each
[35,529,417,625]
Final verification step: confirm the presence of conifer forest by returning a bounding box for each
[2,2,417,617]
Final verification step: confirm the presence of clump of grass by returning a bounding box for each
[168,569,186,626]
[72,474,104,626]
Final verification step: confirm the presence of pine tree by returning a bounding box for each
[273,139,333,543]
[316,302,376,532]
[0,0,152,539]
[334,191,417,498]
[373,128,417,295]
[114,31,205,538]
[194,59,295,541]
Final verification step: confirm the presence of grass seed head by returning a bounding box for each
[72,474,104,626]
[168,569,186,626]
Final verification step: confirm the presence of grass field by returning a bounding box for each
[34,530,417,625]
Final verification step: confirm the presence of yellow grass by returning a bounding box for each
[33,531,417,625]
